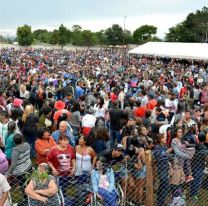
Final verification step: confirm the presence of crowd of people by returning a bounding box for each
[0,47,208,206]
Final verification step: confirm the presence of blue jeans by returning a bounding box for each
[157,170,170,206]
[98,188,118,206]
[110,129,121,149]
[190,166,204,196]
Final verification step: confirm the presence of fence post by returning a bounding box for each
[145,150,153,206]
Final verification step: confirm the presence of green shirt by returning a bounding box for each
[5,133,16,160]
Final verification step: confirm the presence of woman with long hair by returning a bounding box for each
[94,96,106,118]
[22,104,39,157]
[171,127,194,183]
[75,135,96,179]
[91,156,118,206]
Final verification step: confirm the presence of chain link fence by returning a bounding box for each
[7,159,147,206]
[6,150,208,206]
[152,150,208,206]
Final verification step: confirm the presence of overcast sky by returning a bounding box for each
[0,0,207,38]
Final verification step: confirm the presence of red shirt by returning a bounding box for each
[146,99,157,110]
[47,145,75,176]
[110,93,118,103]
[179,87,187,99]
[134,106,146,118]
[53,109,71,121]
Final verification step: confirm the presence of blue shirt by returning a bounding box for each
[52,129,75,147]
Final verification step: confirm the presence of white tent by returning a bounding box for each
[128,42,208,60]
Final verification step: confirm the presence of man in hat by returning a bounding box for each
[100,144,125,165]
[7,98,24,118]
[53,101,71,130]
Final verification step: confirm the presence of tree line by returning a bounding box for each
[16,6,208,46]
[17,24,159,46]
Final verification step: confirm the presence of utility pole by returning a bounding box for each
[123,15,126,48]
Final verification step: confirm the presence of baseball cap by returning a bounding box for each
[114,144,124,151]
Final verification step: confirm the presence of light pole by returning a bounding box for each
[123,15,126,48]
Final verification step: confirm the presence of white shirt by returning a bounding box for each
[82,114,96,128]
[0,174,11,206]
[165,99,178,113]
[141,95,148,107]
[94,105,106,118]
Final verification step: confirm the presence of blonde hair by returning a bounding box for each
[22,104,34,123]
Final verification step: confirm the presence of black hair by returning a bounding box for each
[43,106,52,116]
[48,92,53,98]
[198,132,206,142]
[0,110,9,119]
[7,121,16,135]
[95,117,105,128]
[136,100,141,107]
[81,135,91,146]
[97,96,104,109]
[113,100,119,107]
[13,133,23,145]
[10,109,19,121]
[37,127,50,139]
[71,101,80,112]
[141,90,146,96]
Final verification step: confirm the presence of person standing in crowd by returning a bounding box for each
[69,101,81,139]
[171,127,194,183]
[82,106,96,136]
[94,96,106,118]
[0,174,11,206]
[47,135,75,195]
[109,100,122,149]
[74,135,96,179]
[153,134,173,206]
[0,149,9,174]
[0,111,15,152]
[6,133,32,176]
[22,104,39,157]
[35,127,57,165]
[52,100,70,130]
[25,163,59,206]
[190,132,208,202]
[52,120,75,147]
[4,121,18,164]
[38,106,52,129]
[91,156,118,206]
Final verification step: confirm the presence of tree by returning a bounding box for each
[95,30,107,45]
[123,30,133,44]
[71,25,82,45]
[165,7,208,42]
[58,24,68,48]
[17,25,33,46]
[49,30,60,45]
[33,29,51,43]
[80,30,98,46]
[105,24,123,46]
[133,25,157,44]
